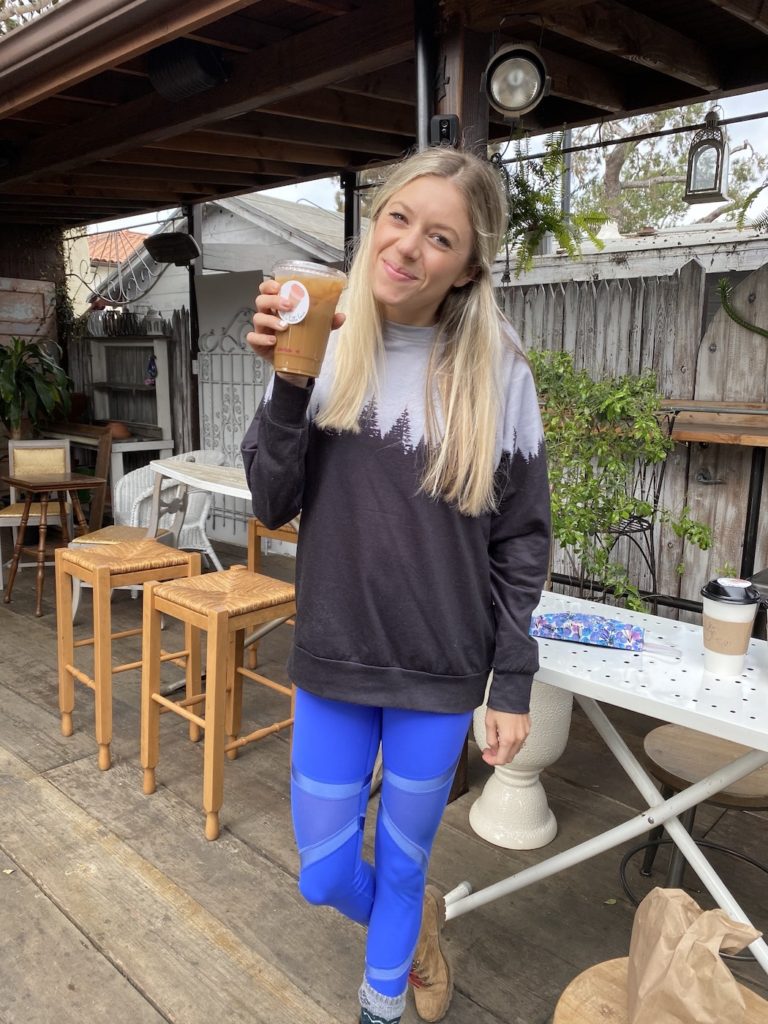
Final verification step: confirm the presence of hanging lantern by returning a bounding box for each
[683,109,729,204]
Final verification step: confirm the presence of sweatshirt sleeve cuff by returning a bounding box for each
[487,671,534,714]
[268,374,314,426]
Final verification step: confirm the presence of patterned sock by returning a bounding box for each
[358,977,405,1024]
[360,1009,401,1024]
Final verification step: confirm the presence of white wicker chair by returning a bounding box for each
[113,449,227,570]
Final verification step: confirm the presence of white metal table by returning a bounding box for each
[149,458,251,501]
[445,591,768,974]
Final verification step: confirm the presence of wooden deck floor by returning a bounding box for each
[1,543,766,1024]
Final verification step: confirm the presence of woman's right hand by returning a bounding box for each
[245,278,345,387]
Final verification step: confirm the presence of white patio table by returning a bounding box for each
[445,590,768,975]
[149,457,251,502]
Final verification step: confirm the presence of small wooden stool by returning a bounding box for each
[552,956,768,1023]
[55,541,200,770]
[633,724,768,889]
[141,564,296,840]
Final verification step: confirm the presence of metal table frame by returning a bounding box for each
[445,592,768,975]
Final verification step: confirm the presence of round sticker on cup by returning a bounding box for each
[717,577,750,587]
[277,280,309,325]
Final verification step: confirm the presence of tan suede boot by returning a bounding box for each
[409,885,453,1022]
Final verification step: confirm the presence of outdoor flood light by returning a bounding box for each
[144,232,201,266]
[684,109,730,204]
[484,43,550,119]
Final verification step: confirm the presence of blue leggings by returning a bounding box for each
[290,688,471,1000]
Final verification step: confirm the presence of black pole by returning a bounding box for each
[414,0,435,150]
[740,447,765,578]
[340,170,359,273]
[182,202,202,450]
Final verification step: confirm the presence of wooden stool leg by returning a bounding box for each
[55,551,75,737]
[185,552,202,743]
[246,519,259,669]
[202,610,229,840]
[185,620,202,743]
[34,492,50,617]
[226,628,245,760]
[92,564,113,770]
[3,493,33,604]
[141,581,163,795]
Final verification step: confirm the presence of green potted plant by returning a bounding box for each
[529,350,712,609]
[0,336,72,439]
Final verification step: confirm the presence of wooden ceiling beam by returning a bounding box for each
[708,1,768,34]
[0,0,260,117]
[0,0,413,187]
[145,131,354,168]
[334,64,417,105]
[0,197,149,212]
[34,174,215,197]
[543,47,625,112]
[211,111,409,157]
[470,0,720,90]
[114,147,328,179]
[266,88,415,134]
[91,161,264,187]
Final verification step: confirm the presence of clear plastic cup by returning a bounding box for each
[272,260,346,377]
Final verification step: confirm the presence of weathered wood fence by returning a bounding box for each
[499,260,768,607]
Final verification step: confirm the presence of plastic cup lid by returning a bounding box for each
[272,259,346,281]
[701,577,761,604]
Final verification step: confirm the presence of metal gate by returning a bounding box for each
[197,307,267,547]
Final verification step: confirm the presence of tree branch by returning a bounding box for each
[695,202,739,223]
[621,175,685,189]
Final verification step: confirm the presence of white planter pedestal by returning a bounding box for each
[469,676,573,850]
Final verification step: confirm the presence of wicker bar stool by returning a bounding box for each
[55,541,200,770]
[141,564,296,840]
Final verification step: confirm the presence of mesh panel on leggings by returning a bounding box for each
[378,761,457,866]
[291,764,371,871]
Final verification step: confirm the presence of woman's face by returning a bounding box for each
[370,175,475,327]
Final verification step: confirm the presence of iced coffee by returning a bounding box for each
[272,260,346,377]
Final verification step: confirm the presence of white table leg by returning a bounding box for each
[447,696,768,975]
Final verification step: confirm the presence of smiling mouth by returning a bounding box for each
[383,259,417,282]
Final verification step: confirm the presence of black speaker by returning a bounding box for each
[429,115,460,147]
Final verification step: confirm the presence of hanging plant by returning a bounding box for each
[493,139,607,277]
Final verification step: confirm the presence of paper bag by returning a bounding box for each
[627,888,761,1024]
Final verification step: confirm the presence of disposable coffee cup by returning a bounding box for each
[700,577,761,675]
[272,260,346,377]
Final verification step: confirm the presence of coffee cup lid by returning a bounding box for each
[701,577,761,604]
[271,259,346,282]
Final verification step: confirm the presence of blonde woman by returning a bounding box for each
[242,147,550,1024]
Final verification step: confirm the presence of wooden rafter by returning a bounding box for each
[0,0,413,187]
[708,0,768,34]
[542,48,625,112]
[0,0,260,118]
[457,0,720,90]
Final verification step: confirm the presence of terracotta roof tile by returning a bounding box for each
[88,229,148,264]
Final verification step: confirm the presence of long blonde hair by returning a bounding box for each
[316,148,509,516]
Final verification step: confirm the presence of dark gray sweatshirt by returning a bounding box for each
[241,320,550,714]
